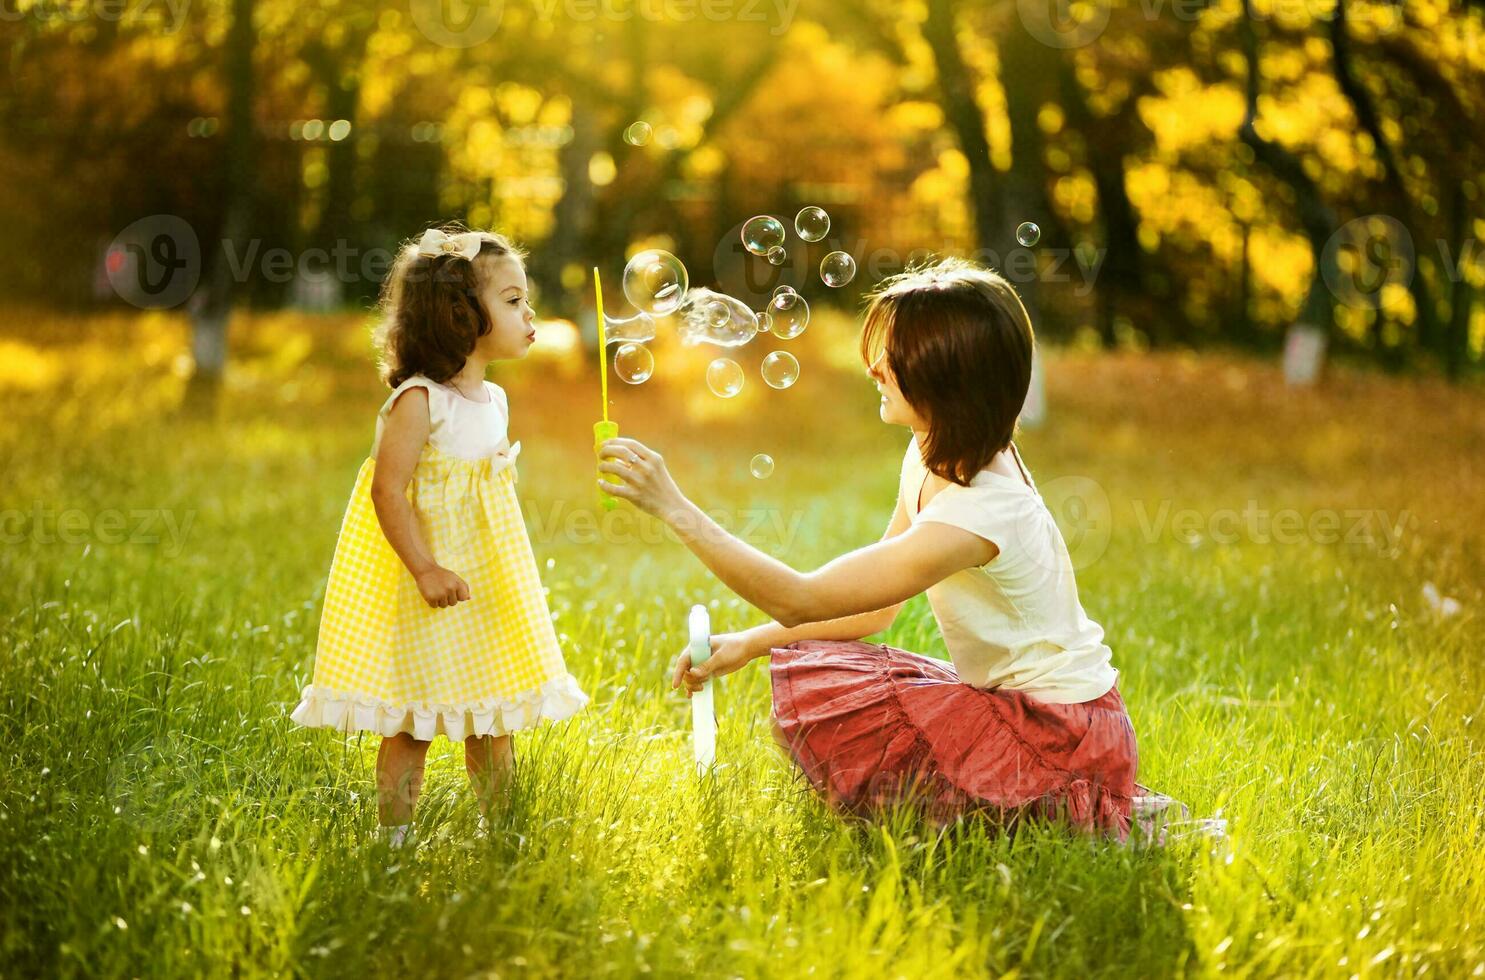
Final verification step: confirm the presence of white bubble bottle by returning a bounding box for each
[689,604,717,774]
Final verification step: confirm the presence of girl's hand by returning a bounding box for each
[597,438,687,521]
[670,631,760,698]
[415,565,471,608]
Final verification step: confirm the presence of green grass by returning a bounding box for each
[1,309,1482,976]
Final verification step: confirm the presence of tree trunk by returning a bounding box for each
[1445,181,1475,381]
[1240,0,1337,369]
[922,0,997,255]
[302,35,368,310]
[1059,54,1143,350]
[1330,0,1442,361]
[184,0,254,415]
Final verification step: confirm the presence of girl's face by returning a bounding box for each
[866,352,923,430]
[473,255,537,360]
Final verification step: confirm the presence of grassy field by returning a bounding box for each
[1,306,1482,977]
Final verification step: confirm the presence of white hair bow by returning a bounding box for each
[416,227,483,260]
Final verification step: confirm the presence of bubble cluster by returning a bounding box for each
[1016,221,1041,247]
[604,310,656,344]
[768,289,810,339]
[614,343,654,384]
[795,206,829,242]
[706,358,744,398]
[761,351,800,389]
[820,251,856,287]
[678,288,759,347]
[749,454,775,479]
[623,121,652,146]
[623,249,689,316]
[742,215,785,257]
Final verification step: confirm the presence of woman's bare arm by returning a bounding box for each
[598,437,997,628]
[736,485,914,649]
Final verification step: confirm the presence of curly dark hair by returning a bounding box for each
[373,221,527,388]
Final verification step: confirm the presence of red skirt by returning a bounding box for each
[769,640,1140,841]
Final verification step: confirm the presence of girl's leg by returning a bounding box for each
[376,732,432,826]
[464,733,514,819]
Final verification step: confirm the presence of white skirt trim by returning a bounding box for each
[289,672,589,741]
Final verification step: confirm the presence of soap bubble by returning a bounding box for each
[820,251,856,287]
[761,351,800,389]
[706,358,744,398]
[741,215,785,257]
[614,343,654,384]
[766,245,787,266]
[773,284,796,299]
[623,121,652,146]
[623,249,689,316]
[1016,221,1041,247]
[768,289,810,339]
[705,299,730,327]
[794,206,830,242]
[678,288,758,347]
[604,309,655,344]
[755,310,773,333]
[750,454,774,479]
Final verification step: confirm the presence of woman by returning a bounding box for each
[598,258,1142,839]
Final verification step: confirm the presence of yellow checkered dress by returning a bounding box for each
[290,375,588,742]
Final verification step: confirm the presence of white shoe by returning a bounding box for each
[382,823,414,849]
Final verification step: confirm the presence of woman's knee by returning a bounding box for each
[768,710,793,754]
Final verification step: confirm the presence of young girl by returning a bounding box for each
[599,258,1159,840]
[291,224,588,848]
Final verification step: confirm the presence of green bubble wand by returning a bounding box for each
[593,267,619,511]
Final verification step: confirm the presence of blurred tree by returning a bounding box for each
[0,0,1480,381]
[183,0,256,412]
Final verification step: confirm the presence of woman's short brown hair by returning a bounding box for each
[860,257,1035,486]
[374,221,526,389]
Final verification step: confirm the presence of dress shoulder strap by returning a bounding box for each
[1009,441,1037,493]
[380,374,445,421]
[373,375,446,455]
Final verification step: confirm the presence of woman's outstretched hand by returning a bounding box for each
[597,437,687,521]
[670,631,760,698]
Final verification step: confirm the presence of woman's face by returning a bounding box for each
[474,255,537,360]
[867,354,924,429]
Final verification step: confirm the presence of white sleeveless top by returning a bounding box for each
[901,436,1117,704]
[372,374,520,471]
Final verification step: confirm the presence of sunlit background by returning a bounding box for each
[2,0,1484,976]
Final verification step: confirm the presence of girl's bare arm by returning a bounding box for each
[369,387,470,608]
